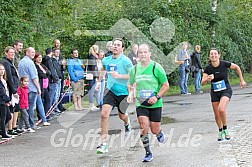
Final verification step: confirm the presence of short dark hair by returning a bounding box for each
[13,40,23,46]
[71,48,78,54]
[45,48,52,55]
[113,38,125,48]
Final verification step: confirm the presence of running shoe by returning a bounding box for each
[223,129,231,140]
[157,131,165,143]
[96,143,108,154]
[125,117,132,137]
[217,131,223,141]
[142,153,153,162]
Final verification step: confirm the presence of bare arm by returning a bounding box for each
[230,63,246,88]
[33,78,41,95]
[175,55,184,65]
[96,67,106,82]
[148,81,170,105]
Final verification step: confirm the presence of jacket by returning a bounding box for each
[0,80,10,105]
[0,57,19,96]
[42,56,59,83]
[17,86,29,109]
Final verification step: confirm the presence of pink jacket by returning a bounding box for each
[17,86,29,109]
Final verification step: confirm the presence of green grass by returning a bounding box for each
[165,73,252,96]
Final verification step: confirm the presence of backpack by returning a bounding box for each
[133,61,157,80]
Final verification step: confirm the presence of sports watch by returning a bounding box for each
[155,94,161,100]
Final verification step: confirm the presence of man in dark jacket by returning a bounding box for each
[190,45,203,94]
[42,48,60,114]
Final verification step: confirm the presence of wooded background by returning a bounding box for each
[1,0,251,85]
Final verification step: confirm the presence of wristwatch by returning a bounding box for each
[155,94,161,100]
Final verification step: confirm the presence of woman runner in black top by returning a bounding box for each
[201,48,246,141]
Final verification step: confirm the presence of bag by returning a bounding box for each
[86,73,94,80]
[190,65,199,73]
[42,78,49,89]
[185,65,191,73]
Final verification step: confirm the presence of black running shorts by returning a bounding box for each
[136,107,162,122]
[103,89,129,114]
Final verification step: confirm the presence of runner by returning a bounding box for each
[201,48,246,141]
[96,38,133,154]
[127,44,169,162]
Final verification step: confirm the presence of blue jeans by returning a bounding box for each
[53,80,61,110]
[28,92,37,128]
[36,95,47,123]
[179,65,189,94]
[88,78,98,104]
[96,79,105,105]
[194,70,201,92]
[49,83,57,107]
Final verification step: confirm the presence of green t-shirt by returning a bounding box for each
[128,60,168,108]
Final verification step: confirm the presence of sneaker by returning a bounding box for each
[125,117,132,137]
[96,143,108,154]
[43,122,51,126]
[157,131,165,143]
[20,128,27,133]
[89,106,100,111]
[14,128,25,134]
[217,131,223,141]
[1,135,12,140]
[27,128,35,133]
[196,90,203,94]
[142,153,153,162]
[223,129,231,140]
[181,92,191,95]
[7,130,19,136]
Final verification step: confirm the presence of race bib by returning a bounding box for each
[107,64,118,73]
[212,80,227,92]
[140,90,154,98]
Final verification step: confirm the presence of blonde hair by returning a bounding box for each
[89,45,99,55]
[4,46,15,56]
[0,64,7,80]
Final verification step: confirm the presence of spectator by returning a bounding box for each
[191,45,203,94]
[67,49,85,110]
[175,41,191,95]
[87,45,100,111]
[128,44,138,65]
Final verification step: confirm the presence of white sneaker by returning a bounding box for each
[27,128,35,133]
[43,122,51,126]
[90,106,100,111]
[96,143,108,154]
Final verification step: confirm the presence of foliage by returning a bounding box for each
[0,0,251,85]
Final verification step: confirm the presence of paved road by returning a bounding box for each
[1,85,252,167]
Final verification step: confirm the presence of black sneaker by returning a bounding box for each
[7,130,19,136]
[2,135,12,140]
[14,128,25,134]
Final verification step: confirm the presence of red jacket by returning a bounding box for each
[17,86,29,109]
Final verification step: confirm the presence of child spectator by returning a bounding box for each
[17,77,35,132]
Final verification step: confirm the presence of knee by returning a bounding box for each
[101,110,109,120]
[218,107,226,114]
[139,121,149,131]
[150,127,160,135]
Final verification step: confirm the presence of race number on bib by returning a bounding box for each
[140,90,154,98]
[107,64,118,73]
[212,80,227,92]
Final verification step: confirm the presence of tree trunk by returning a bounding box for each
[211,0,217,47]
